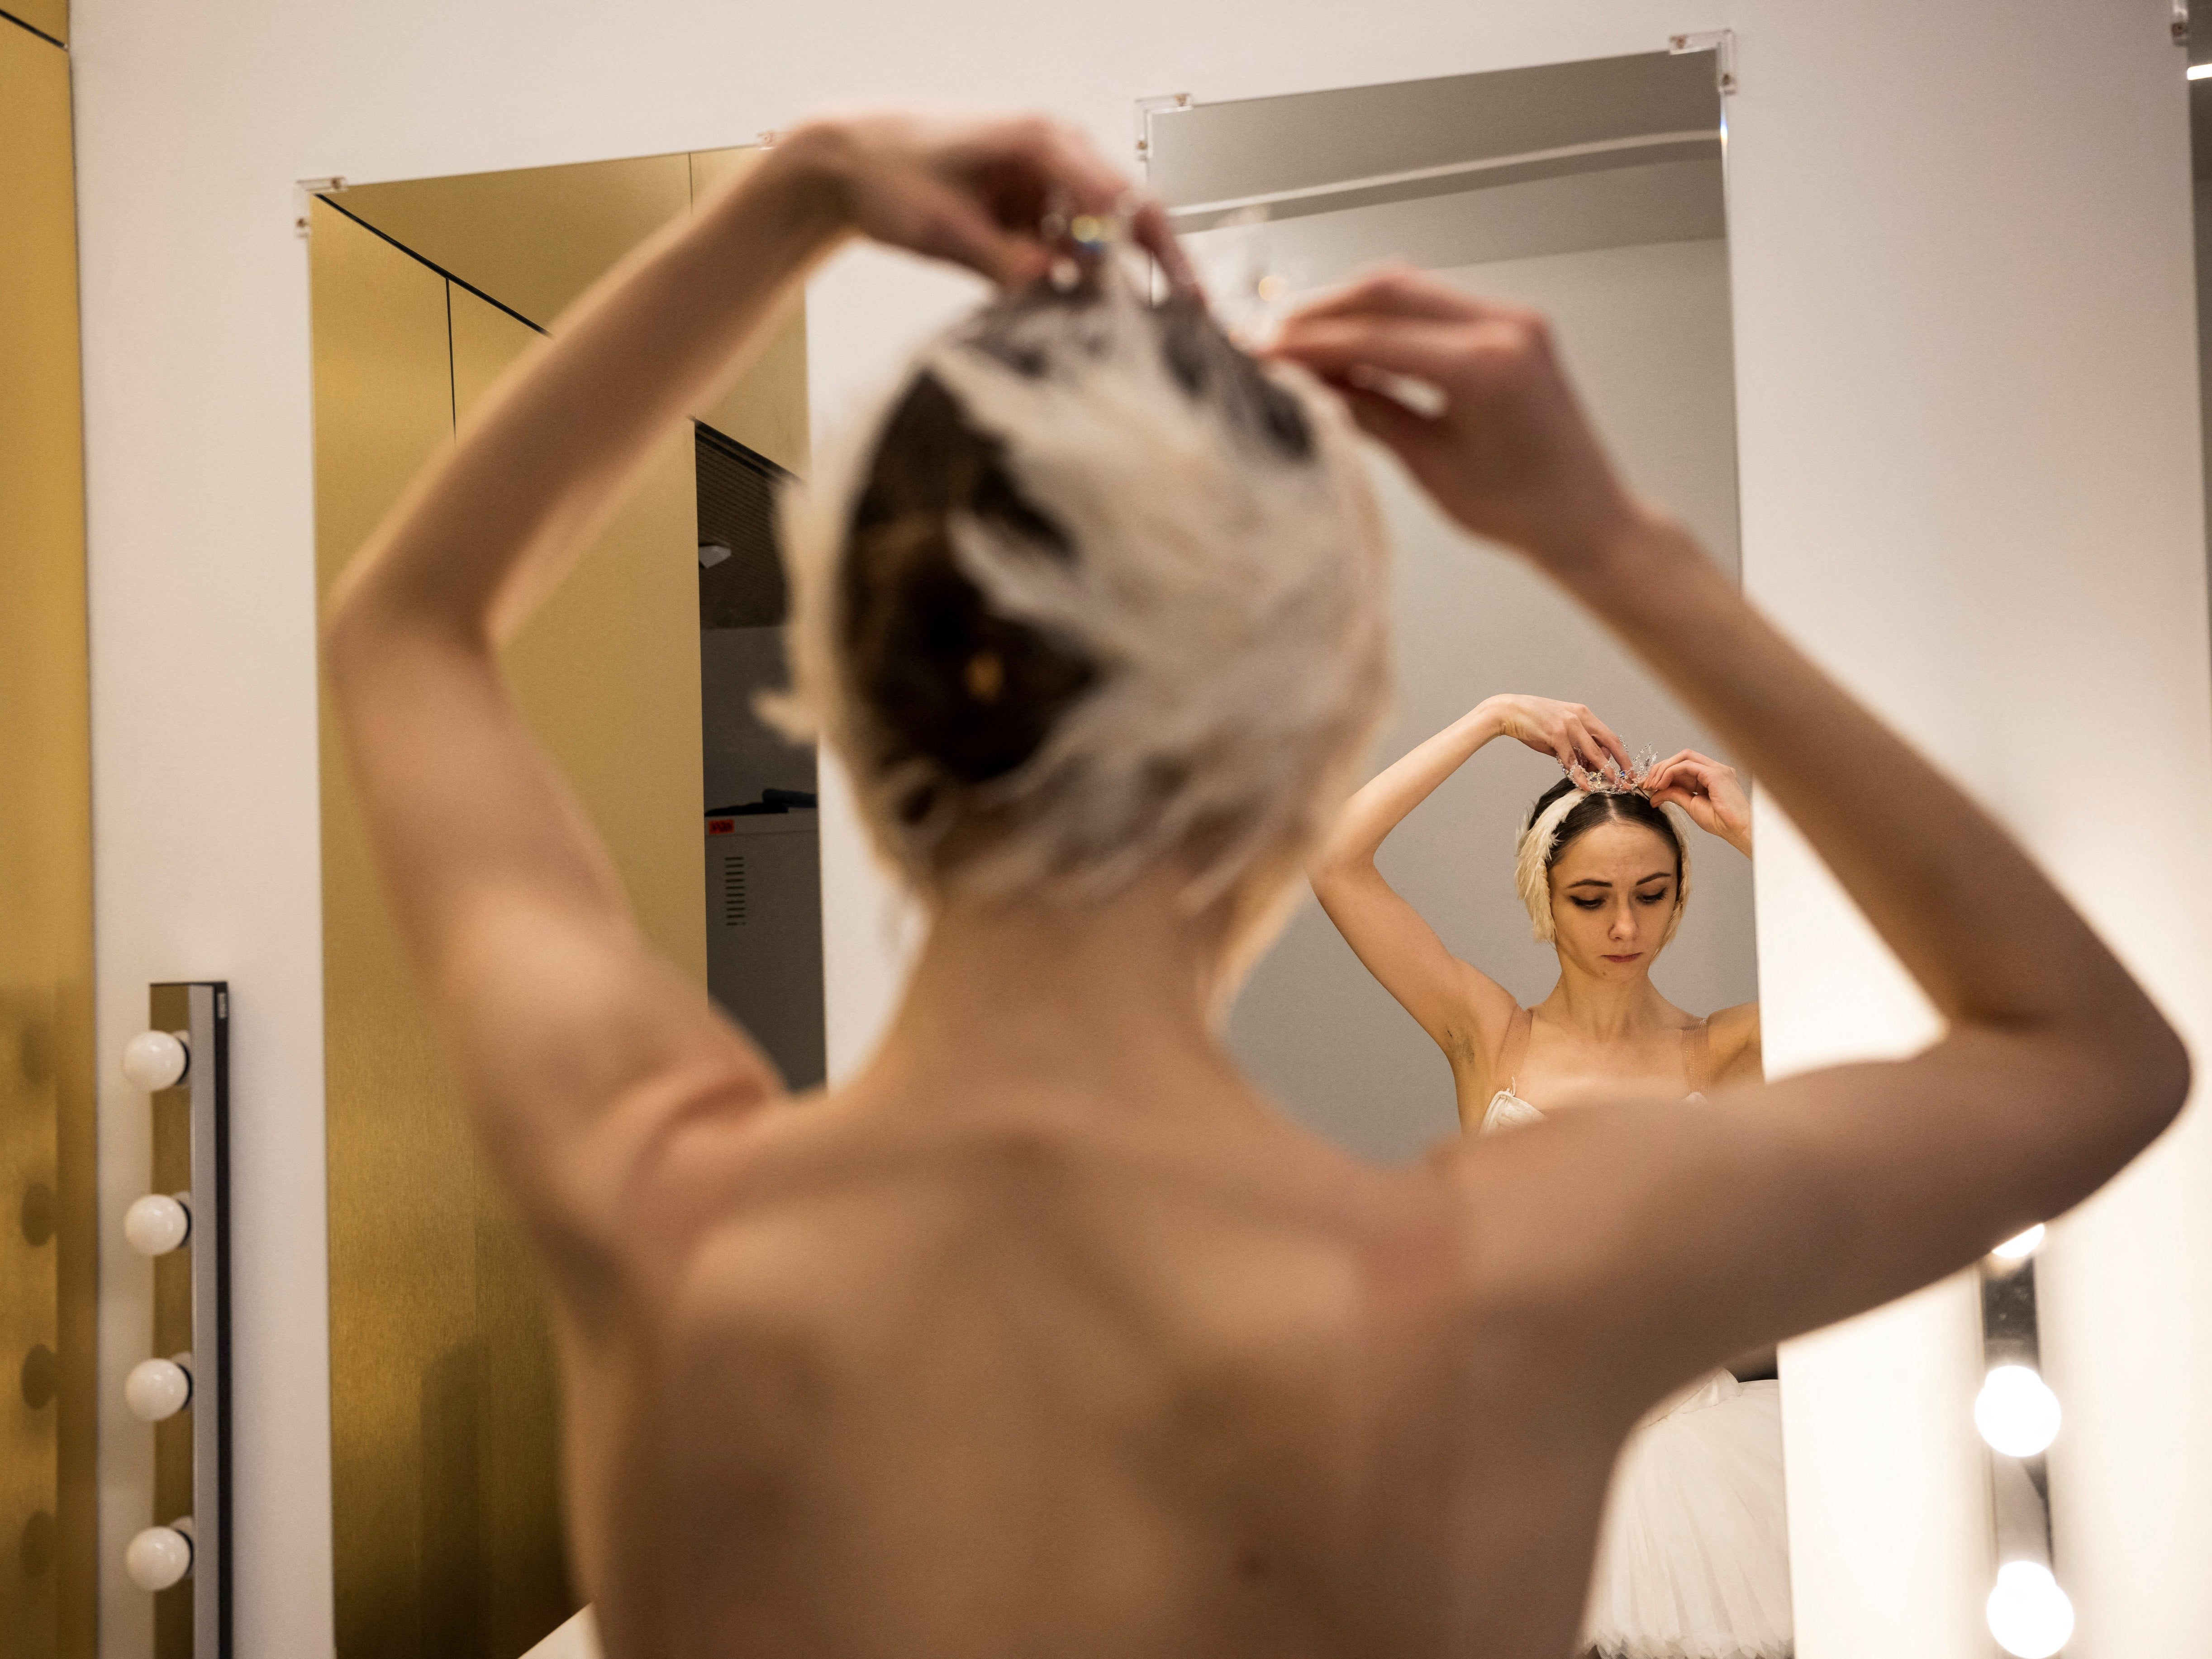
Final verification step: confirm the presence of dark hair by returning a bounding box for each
[838,276,1315,828]
[1527,777,1685,886]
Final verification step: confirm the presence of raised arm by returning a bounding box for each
[1310,695,1625,1062]
[323,112,1184,1276]
[1274,269,2188,1399]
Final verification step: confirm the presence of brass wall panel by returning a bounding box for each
[447,288,709,982]
[317,191,705,1659]
[4,3,67,44]
[0,19,95,1657]
[341,147,809,476]
[339,155,693,334]
[311,200,486,1659]
[690,149,810,475]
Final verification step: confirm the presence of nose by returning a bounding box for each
[1608,904,1638,942]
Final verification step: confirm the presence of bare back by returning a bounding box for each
[568,1093,1622,1659]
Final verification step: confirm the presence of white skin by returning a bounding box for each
[324,112,2186,1659]
[1310,699,1760,1127]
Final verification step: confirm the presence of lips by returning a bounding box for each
[1602,953,1643,963]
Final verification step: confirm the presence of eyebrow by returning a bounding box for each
[1565,872,1675,890]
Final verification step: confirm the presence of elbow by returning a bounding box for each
[1305,846,1369,898]
[2083,993,2193,1161]
[320,563,393,691]
[2136,1011,2193,1142]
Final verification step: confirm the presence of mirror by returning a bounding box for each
[1151,51,1788,1659]
[307,149,818,1657]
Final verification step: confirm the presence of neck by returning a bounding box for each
[858,867,1256,1122]
[1537,957,1676,1040]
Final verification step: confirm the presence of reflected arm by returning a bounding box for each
[1308,704,1522,1061]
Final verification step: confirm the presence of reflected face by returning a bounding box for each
[1547,820,1681,980]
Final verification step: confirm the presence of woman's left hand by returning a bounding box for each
[777,110,1193,292]
[1646,750,1753,856]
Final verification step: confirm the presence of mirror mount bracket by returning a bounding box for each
[1668,29,1737,95]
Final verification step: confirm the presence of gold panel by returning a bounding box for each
[312,200,485,1659]
[341,147,809,477]
[0,19,95,1658]
[4,4,68,45]
[447,289,709,979]
[339,154,693,334]
[690,149,810,474]
[317,187,706,1658]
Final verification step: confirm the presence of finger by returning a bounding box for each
[1331,381,1442,458]
[1283,264,1493,327]
[906,185,1052,287]
[1031,121,1132,216]
[1564,720,1604,771]
[1585,715,1632,770]
[1122,192,1198,293]
[1271,316,1475,395]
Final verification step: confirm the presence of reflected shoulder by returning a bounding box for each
[1708,1001,1762,1078]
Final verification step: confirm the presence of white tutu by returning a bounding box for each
[1582,1371,1793,1659]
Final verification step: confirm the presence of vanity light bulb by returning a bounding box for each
[124,1355,192,1423]
[121,1030,189,1092]
[123,1193,190,1256]
[1975,1365,2061,1458]
[1991,1224,2045,1261]
[1986,1560,2074,1659]
[124,1520,193,1592]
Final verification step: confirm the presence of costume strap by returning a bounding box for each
[1496,1006,1535,1091]
[1683,1018,1714,1096]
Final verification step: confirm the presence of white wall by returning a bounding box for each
[66,3,2209,1657]
[1225,233,1755,1162]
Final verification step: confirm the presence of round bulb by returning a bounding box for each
[122,1193,190,1256]
[121,1030,188,1092]
[124,1356,192,1423]
[124,1523,193,1592]
[1976,1365,2062,1458]
[1992,1224,2046,1261]
[1987,1560,2074,1658]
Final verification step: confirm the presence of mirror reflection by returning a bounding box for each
[1158,53,1788,1659]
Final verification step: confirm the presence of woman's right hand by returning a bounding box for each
[1482,694,1630,774]
[1268,267,1644,573]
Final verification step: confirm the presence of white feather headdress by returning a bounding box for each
[765,267,1393,911]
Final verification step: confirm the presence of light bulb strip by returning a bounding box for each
[1978,1238,2068,1653]
[128,982,232,1644]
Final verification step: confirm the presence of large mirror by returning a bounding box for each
[1155,50,1787,1659]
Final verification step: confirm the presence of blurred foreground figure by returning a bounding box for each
[323,110,2186,1659]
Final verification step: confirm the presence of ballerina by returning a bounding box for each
[322,107,2185,1659]
[1311,706,1786,1656]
